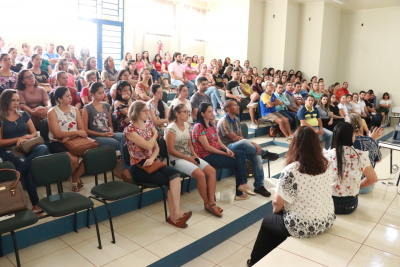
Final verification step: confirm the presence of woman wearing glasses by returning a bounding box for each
[165,103,222,216]
[15,70,51,129]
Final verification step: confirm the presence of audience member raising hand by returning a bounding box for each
[124,101,192,228]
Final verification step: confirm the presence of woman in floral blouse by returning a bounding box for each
[165,103,222,217]
[248,126,335,266]
[191,103,252,200]
[324,122,378,214]
[124,101,192,228]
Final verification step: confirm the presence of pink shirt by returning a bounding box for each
[136,60,145,73]
[185,64,198,81]
[168,61,185,82]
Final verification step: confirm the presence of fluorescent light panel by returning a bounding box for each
[333,0,345,4]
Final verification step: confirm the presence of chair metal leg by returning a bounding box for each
[268,160,271,178]
[111,171,115,181]
[10,231,21,267]
[74,212,78,233]
[103,172,108,183]
[138,187,144,209]
[160,187,168,222]
[90,207,102,249]
[86,208,90,228]
[187,177,191,193]
[95,174,98,186]
[103,202,116,244]
[180,178,184,195]
[0,234,3,257]
[217,169,222,181]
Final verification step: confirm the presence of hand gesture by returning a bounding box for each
[226,148,235,158]
[16,137,28,146]
[77,131,88,138]
[143,158,154,167]
[187,156,199,166]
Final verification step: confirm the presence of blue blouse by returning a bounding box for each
[2,111,31,142]
[353,135,381,165]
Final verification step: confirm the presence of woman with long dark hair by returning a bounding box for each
[171,84,193,124]
[125,59,139,88]
[114,80,134,132]
[192,103,252,200]
[110,69,136,102]
[325,122,378,214]
[78,47,90,69]
[248,126,335,266]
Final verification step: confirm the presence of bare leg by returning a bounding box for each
[283,118,293,136]
[203,165,217,204]
[191,169,209,204]
[250,93,260,102]
[250,107,256,123]
[381,112,386,125]
[275,118,289,138]
[168,178,184,222]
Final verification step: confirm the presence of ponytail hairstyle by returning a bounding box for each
[174,84,187,99]
[331,122,358,181]
[168,103,185,122]
[50,86,69,107]
[26,53,41,69]
[348,113,363,135]
[89,82,104,95]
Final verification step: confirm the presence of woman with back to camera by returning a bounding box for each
[324,122,378,214]
[48,87,87,192]
[82,82,131,180]
[165,103,222,216]
[192,102,253,200]
[0,89,48,213]
[124,100,192,228]
[248,126,335,266]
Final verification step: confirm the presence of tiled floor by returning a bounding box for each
[3,127,400,266]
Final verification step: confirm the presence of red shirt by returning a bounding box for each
[335,88,348,100]
[192,123,220,158]
[123,122,155,166]
[162,60,171,73]
[152,61,162,72]
[80,86,107,102]
[51,86,81,107]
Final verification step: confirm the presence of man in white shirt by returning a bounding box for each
[293,82,305,106]
[169,52,195,98]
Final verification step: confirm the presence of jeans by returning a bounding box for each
[0,144,49,206]
[205,86,224,110]
[203,150,248,196]
[249,211,291,266]
[151,69,161,84]
[227,140,265,189]
[92,132,129,170]
[279,110,297,129]
[333,195,358,214]
[313,126,332,150]
[171,79,195,99]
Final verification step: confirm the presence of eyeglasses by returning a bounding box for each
[179,110,190,114]
[24,75,35,79]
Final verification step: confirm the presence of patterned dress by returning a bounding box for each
[49,105,78,142]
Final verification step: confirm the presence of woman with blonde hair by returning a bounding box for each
[120,52,132,70]
[124,100,192,228]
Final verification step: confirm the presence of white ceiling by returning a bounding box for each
[288,0,400,11]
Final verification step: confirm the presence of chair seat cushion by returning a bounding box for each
[0,209,38,234]
[38,192,94,217]
[91,181,141,201]
[132,182,162,188]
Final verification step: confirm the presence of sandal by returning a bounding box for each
[205,203,223,217]
[167,211,192,228]
[71,182,81,192]
[78,178,84,189]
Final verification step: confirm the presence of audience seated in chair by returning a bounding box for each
[51,71,81,110]
[110,69,137,103]
[147,84,169,134]
[0,53,18,93]
[101,56,118,94]
[42,42,60,69]
[124,100,192,228]
[78,46,90,70]
[315,94,341,132]
[52,58,78,90]
[16,69,51,129]
[8,47,24,73]
[293,82,305,106]
[184,56,199,84]
[190,77,212,122]
[114,80,134,132]
[226,67,259,125]
[48,87,86,192]
[196,64,224,115]
[192,102,253,200]
[325,122,378,214]
[33,45,52,75]
[161,52,171,88]
[0,89,48,213]
[248,126,335,266]
[81,72,108,105]
[351,93,371,132]
[135,67,152,101]
[142,51,161,84]
[378,92,391,126]
[260,85,293,140]
[297,95,332,150]
[165,103,223,217]
[80,56,101,88]
[60,51,79,80]
[125,59,139,88]
[28,53,51,92]
[274,83,297,130]
[169,52,195,98]
[82,82,131,181]
[217,100,279,197]
[171,85,193,124]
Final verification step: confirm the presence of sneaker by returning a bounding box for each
[220,102,224,109]
[250,122,258,127]
[262,151,279,161]
[254,186,271,197]
[247,102,258,109]
[213,109,219,115]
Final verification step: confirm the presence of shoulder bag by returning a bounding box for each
[63,136,99,156]
[0,169,29,216]
[138,158,166,174]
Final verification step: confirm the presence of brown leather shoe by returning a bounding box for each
[167,211,192,228]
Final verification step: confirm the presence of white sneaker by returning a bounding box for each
[247,102,258,109]
[250,122,258,127]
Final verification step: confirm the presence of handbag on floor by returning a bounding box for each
[0,169,29,216]
[63,137,99,156]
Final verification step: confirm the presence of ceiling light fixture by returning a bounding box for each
[332,0,345,4]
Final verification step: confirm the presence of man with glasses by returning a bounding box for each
[297,95,332,150]
[217,100,279,197]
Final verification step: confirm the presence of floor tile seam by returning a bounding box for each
[207,244,245,265]
[345,243,363,267]
[199,255,221,265]
[362,244,400,257]
[142,229,193,249]
[346,214,383,224]
[111,212,151,230]
[68,243,98,267]
[324,232,364,245]
[4,255,17,267]
[277,247,329,266]
[60,229,112,247]
[226,237,247,247]
[367,194,398,241]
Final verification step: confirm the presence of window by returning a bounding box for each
[78,0,124,22]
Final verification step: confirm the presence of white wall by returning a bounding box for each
[337,6,400,106]
[319,4,341,86]
[247,0,265,70]
[296,2,325,81]
[205,0,250,64]
[283,0,299,71]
